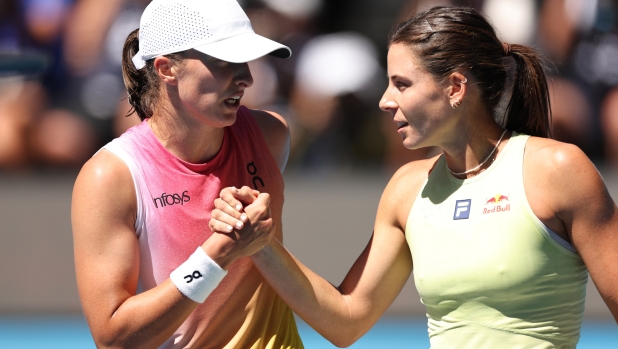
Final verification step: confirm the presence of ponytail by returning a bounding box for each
[122,29,156,120]
[503,45,552,138]
[121,29,186,121]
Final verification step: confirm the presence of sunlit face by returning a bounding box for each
[379,43,453,150]
[172,50,254,128]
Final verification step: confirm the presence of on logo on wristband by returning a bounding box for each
[184,271,203,283]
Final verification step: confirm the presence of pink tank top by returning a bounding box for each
[102,107,302,349]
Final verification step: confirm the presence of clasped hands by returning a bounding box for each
[208,186,275,259]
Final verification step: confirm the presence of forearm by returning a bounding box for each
[251,240,366,346]
[85,244,228,348]
[84,279,199,349]
[606,299,618,324]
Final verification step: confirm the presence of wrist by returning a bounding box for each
[170,247,228,303]
[201,238,234,270]
[250,241,274,263]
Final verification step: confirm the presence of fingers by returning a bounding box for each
[210,205,246,233]
[209,212,234,233]
[212,193,273,235]
[244,193,271,219]
[219,186,259,209]
[206,191,275,263]
[214,198,247,222]
[212,187,264,235]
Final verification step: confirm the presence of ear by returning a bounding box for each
[154,56,178,86]
[445,72,468,107]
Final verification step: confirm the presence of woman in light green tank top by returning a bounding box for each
[210,6,618,348]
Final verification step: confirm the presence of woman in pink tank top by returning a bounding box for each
[71,1,303,348]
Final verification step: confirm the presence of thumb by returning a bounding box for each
[221,186,258,207]
[254,192,271,206]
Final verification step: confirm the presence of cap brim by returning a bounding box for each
[193,32,291,63]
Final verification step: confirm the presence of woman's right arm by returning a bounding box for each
[72,150,273,349]
[211,164,428,347]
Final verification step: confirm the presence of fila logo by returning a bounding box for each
[453,199,471,220]
[184,271,202,283]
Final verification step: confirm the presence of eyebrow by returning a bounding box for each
[388,74,409,81]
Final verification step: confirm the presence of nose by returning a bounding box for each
[379,90,397,113]
[234,63,254,88]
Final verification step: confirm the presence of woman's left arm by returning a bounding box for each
[250,109,291,173]
[533,140,618,322]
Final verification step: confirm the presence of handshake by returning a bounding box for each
[203,186,276,269]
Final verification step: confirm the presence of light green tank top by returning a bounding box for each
[406,133,588,349]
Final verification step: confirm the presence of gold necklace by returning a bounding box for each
[448,129,508,177]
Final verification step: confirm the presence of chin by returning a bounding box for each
[400,129,434,150]
[219,116,237,128]
[401,136,423,150]
[213,109,238,127]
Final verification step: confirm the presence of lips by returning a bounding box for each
[396,121,409,130]
[224,96,241,106]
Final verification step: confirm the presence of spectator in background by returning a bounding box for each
[601,87,618,166]
[535,0,597,154]
[247,0,396,170]
[0,0,98,168]
[3,0,618,171]
[288,32,387,169]
[0,0,150,170]
[62,0,148,140]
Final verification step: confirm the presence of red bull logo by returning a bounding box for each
[483,194,510,214]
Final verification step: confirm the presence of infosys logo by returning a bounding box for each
[153,191,191,208]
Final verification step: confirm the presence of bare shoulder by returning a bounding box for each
[524,137,611,219]
[72,149,136,232]
[524,137,602,191]
[249,109,289,146]
[248,109,290,172]
[74,150,134,200]
[249,109,288,130]
[525,137,592,169]
[377,155,441,231]
[386,155,439,195]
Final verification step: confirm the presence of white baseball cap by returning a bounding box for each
[132,0,291,69]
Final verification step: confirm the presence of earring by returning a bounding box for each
[451,100,461,109]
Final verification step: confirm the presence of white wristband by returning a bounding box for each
[170,247,227,303]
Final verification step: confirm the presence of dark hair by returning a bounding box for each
[388,6,551,138]
[121,29,186,121]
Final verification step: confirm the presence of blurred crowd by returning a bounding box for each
[2,0,618,172]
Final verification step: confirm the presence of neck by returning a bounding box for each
[148,109,225,164]
[441,115,508,179]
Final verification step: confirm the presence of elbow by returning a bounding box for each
[91,328,116,349]
[322,327,365,348]
[92,338,120,349]
[92,334,127,349]
[330,339,355,348]
[94,337,153,349]
[91,329,143,349]
[329,335,361,348]
[93,339,142,349]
